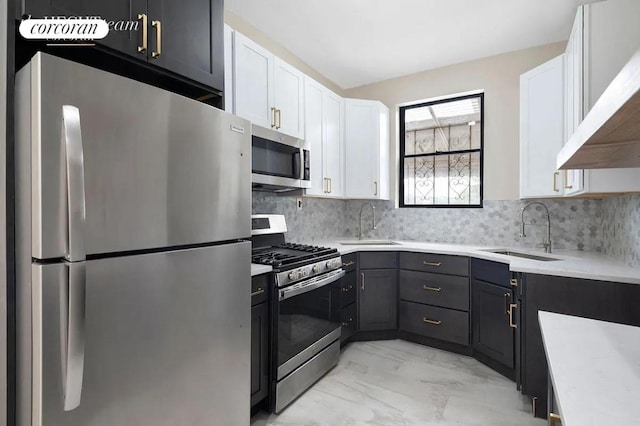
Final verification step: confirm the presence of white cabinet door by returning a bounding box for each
[304,78,325,196]
[520,55,566,198]
[564,8,585,195]
[345,99,389,199]
[223,24,234,113]
[273,57,304,138]
[323,90,344,197]
[233,32,274,128]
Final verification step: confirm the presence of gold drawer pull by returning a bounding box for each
[508,303,518,329]
[342,285,353,292]
[343,261,355,267]
[504,292,510,314]
[251,287,265,297]
[151,20,162,58]
[423,261,442,267]
[137,13,147,53]
[423,318,442,325]
[341,322,349,326]
[423,285,441,292]
[510,278,518,287]
[548,413,561,425]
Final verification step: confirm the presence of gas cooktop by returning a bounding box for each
[251,243,338,268]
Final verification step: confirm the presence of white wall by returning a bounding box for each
[344,42,566,201]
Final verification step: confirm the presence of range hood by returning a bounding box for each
[557,48,640,169]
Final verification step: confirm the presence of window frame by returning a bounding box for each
[399,92,484,208]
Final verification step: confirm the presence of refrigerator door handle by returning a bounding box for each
[62,105,87,262]
[61,262,86,411]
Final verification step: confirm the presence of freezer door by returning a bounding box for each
[29,242,250,426]
[16,52,251,259]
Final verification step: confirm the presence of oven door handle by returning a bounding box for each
[279,270,345,301]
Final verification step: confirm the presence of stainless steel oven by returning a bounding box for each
[251,124,311,192]
[273,268,343,412]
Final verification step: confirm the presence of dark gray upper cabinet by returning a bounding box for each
[22,0,145,54]
[359,269,397,331]
[472,279,514,368]
[23,0,224,93]
[147,0,224,92]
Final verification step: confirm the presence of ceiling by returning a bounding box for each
[226,0,592,89]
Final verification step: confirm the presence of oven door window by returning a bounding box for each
[278,283,340,368]
[252,136,301,179]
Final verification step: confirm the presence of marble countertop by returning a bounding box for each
[539,312,640,426]
[251,264,272,276]
[311,240,640,284]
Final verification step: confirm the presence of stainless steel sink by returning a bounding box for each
[338,240,401,246]
[482,249,561,261]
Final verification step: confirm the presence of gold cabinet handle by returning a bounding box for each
[137,13,147,53]
[508,303,518,329]
[374,181,378,196]
[328,177,332,193]
[341,322,349,326]
[343,261,355,267]
[504,292,510,314]
[423,285,441,292]
[271,107,276,128]
[423,261,442,267]
[250,287,265,297]
[548,413,561,425]
[510,278,518,288]
[553,172,559,192]
[361,272,365,290]
[423,318,442,325]
[564,170,572,189]
[276,109,281,129]
[323,177,329,193]
[151,20,162,58]
[342,286,353,292]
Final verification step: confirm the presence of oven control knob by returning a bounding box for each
[326,261,333,269]
[288,271,296,280]
[312,265,319,273]
[302,269,309,277]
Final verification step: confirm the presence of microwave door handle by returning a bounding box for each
[279,270,345,301]
[62,105,87,262]
[299,148,304,180]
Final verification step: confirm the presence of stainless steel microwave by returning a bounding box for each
[251,124,311,192]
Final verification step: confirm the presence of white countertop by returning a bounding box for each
[311,240,640,285]
[251,264,272,276]
[539,312,640,426]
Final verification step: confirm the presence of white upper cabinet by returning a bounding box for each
[273,58,305,139]
[344,99,389,200]
[561,1,640,195]
[520,55,566,198]
[232,31,304,138]
[304,77,344,197]
[233,31,274,128]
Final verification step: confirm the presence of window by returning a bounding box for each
[399,93,483,207]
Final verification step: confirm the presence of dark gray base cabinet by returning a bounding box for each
[251,274,269,407]
[520,273,640,418]
[358,252,397,332]
[472,279,514,368]
[399,301,469,346]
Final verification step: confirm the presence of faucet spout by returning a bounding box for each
[520,202,552,253]
[359,203,376,240]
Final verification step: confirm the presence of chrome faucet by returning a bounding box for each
[520,202,552,253]
[359,203,376,240]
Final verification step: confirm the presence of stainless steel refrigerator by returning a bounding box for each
[15,52,251,426]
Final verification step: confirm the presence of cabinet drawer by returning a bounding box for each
[399,270,469,311]
[399,301,469,346]
[471,258,511,288]
[399,252,469,276]
[340,303,357,342]
[359,252,397,269]
[251,274,269,306]
[341,253,357,272]
[340,270,357,308]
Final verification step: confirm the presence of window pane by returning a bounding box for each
[403,152,480,206]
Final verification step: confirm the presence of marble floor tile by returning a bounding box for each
[251,340,545,426]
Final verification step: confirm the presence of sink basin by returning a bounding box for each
[338,240,401,246]
[482,249,561,261]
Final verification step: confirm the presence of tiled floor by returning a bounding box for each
[251,340,545,426]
